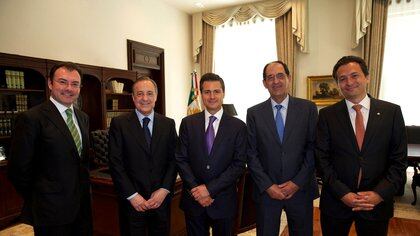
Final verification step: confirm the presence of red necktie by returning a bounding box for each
[353,104,365,187]
[353,104,365,150]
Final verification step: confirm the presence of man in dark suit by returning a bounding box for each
[176,73,247,236]
[108,77,177,236]
[8,62,92,236]
[316,56,407,235]
[247,60,318,236]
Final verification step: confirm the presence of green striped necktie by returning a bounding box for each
[65,108,82,156]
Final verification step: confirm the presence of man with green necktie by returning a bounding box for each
[8,62,92,236]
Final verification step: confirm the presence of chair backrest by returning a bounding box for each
[91,129,109,166]
[407,126,420,144]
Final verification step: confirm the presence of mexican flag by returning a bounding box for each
[187,71,202,115]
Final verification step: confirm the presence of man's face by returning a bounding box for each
[336,62,369,103]
[132,80,157,115]
[263,63,291,103]
[48,67,81,107]
[201,81,224,115]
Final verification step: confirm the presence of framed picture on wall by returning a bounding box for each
[307,75,343,106]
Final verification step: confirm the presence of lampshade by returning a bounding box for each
[222,104,237,116]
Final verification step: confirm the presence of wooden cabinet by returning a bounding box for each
[127,40,165,114]
[0,52,146,230]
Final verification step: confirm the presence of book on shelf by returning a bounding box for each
[4,70,25,89]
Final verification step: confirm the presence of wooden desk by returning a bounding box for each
[0,160,23,230]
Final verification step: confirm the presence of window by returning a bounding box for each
[214,19,277,121]
[380,1,420,125]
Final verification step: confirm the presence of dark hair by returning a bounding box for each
[49,62,82,81]
[199,73,225,93]
[332,56,369,82]
[132,76,158,95]
[262,60,290,79]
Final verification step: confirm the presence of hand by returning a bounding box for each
[352,191,383,211]
[191,185,210,201]
[266,184,286,200]
[340,192,375,211]
[129,194,149,212]
[278,181,299,199]
[147,188,169,209]
[197,195,214,207]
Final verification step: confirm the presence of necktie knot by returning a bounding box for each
[209,116,216,125]
[275,104,283,111]
[353,104,362,111]
[143,117,150,127]
[65,108,72,117]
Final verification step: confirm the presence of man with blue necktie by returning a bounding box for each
[176,73,247,236]
[247,60,318,236]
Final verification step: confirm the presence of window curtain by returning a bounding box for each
[199,21,214,75]
[363,0,388,98]
[192,0,308,83]
[352,0,388,98]
[275,10,295,95]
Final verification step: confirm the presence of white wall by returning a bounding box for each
[0,0,192,127]
[295,0,362,99]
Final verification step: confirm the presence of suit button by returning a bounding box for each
[206,165,210,170]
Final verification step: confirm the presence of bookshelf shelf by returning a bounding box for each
[0,88,44,93]
[106,109,132,112]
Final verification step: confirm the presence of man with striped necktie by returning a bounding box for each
[8,62,92,236]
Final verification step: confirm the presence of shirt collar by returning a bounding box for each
[205,108,223,121]
[270,94,289,109]
[50,97,73,114]
[345,94,370,111]
[135,109,155,122]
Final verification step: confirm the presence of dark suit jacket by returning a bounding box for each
[247,97,319,202]
[108,111,177,201]
[8,100,91,226]
[176,111,247,219]
[316,97,407,220]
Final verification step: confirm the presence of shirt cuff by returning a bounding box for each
[127,192,138,200]
[160,188,170,194]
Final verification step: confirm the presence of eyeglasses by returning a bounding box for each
[54,79,82,88]
[265,73,287,82]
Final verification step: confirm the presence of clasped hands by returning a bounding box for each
[190,184,214,207]
[341,191,383,211]
[266,181,299,200]
[129,188,169,212]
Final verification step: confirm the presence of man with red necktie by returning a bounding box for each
[316,56,407,236]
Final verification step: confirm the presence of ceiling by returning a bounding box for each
[161,0,261,14]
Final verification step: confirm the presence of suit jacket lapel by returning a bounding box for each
[127,111,150,153]
[74,108,89,158]
[261,99,282,145]
[362,98,381,152]
[150,113,163,155]
[210,113,228,157]
[283,96,297,143]
[42,101,79,157]
[197,112,207,156]
[336,100,360,152]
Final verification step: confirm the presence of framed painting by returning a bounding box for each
[307,75,343,106]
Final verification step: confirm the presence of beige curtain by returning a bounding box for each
[276,10,295,95]
[200,0,308,52]
[363,0,388,98]
[199,21,214,75]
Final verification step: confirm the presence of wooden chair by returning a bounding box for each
[407,126,420,205]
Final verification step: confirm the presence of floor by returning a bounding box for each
[1,171,419,236]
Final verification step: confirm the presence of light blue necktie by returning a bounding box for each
[275,105,284,142]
